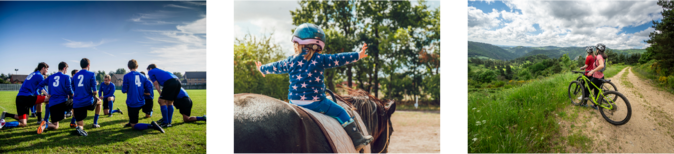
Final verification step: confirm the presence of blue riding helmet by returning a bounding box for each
[292,23,326,50]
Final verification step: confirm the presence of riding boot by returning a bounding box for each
[343,122,373,151]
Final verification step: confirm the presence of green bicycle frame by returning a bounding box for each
[578,74,615,110]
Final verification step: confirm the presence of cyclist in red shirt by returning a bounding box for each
[578,46,595,101]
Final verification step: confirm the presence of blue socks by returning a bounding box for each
[94,114,99,125]
[4,121,19,128]
[70,116,76,124]
[196,116,206,121]
[161,105,168,124]
[133,123,150,130]
[44,107,50,123]
[167,105,174,124]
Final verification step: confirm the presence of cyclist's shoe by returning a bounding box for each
[76,127,88,136]
[92,124,100,128]
[590,105,598,110]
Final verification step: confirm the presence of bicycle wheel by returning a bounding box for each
[602,81,618,102]
[598,91,632,125]
[567,81,584,106]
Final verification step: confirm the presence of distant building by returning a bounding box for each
[111,74,125,86]
[10,74,28,84]
[183,71,206,85]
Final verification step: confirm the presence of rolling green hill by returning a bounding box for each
[468,41,519,60]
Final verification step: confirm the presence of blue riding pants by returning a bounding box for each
[292,97,353,126]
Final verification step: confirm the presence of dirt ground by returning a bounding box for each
[387,111,441,153]
[556,67,674,153]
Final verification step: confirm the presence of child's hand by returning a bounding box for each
[256,61,266,77]
[359,43,368,59]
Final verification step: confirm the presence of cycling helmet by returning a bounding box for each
[291,23,326,51]
[585,46,594,54]
[596,43,606,52]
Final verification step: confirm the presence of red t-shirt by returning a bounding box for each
[585,55,595,76]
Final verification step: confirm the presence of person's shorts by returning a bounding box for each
[49,101,72,122]
[73,103,96,121]
[174,97,193,116]
[103,97,115,109]
[127,106,141,124]
[142,98,154,113]
[15,96,37,118]
[36,95,46,104]
[159,78,181,101]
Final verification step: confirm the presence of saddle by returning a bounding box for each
[292,102,371,153]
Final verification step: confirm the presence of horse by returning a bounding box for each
[234,89,396,153]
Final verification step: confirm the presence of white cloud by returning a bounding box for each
[130,10,177,25]
[63,39,113,49]
[177,16,206,34]
[468,0,663,49]
[165,4,193,10]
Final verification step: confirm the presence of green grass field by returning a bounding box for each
[0,90,206,153]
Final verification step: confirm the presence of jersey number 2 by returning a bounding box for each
[78,75,84,87]
[135,75,141,87]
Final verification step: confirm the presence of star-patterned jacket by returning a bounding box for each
[260,49,360,102]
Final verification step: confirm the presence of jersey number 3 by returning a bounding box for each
[53,76,60,87]
[135,75,141,87]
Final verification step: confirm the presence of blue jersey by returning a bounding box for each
[143,77,154,100]
[72,70,97,108]
[98,82,115,98]
[148,68,178,86]
[17,71,45,96]
[177,88,189,99]
[122,71,152,108]
[38,72,73,107]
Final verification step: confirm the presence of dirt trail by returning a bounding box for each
[387,111,440,153]
[557,67,674,153]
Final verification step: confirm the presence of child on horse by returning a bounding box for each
[255,23,373,150]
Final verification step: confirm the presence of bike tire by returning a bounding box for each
[568,81,584,106]
[602,81,618,102]
[598,91,632,125]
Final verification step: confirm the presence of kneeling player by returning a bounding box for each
[71,58,103,136]
[37,62,74,134]
[99,75,122,117]
[1,62,50,130]
[122,59,163,133]
[158,88,205,124]
[147,64,181,127]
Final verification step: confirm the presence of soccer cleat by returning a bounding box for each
[30,113,36,117]
[160,123,172,128]
[124,123,131,127]
[116,108,124,115]
[156,118,164,125]
[70,123,77,128]
[0,119,5,130]
[108,114,113,117]
[76,127,88,136]
[92,124,100,128]
[203,115,206,121]
[151,121,165,133]
[37,120,42,125]
[37,121,46,134]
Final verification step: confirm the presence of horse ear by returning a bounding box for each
[386,100,396,116]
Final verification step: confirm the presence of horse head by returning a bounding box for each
[330,89,396,153]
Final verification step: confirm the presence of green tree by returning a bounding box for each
[646,0,674,75]
[234,33,290,100]
[173,72,183,79]
[115,68,126,75]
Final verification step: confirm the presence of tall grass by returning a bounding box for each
[603,64,627,78]
[632,61,674,93]
[468,72,576,153]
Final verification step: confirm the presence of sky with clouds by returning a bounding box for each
[468,0,662,49]
[234,0,440,57]
[0,1,205,75]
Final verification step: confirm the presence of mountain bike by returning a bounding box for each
[573,70,618,102]
[567,71,631,125]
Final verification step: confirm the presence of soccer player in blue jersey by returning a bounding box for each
[122,60,164,133]
[140,72,154,118]
[157,88,205,125]
[67,69,78,128]
[99,75,122,117]
[36,62,74,134]
[147,64,181,127]
[71,58,103,136]
[1,63,50,130]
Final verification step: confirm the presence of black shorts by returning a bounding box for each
[73,103,96,121]
[174,97,193,116]
[142,98,154,113]
[103,97,114,109]
[49,101,72,122]
[15,96,37,116]
[127,106,141,124]
[159,78,181,101]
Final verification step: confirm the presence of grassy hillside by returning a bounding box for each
[468,41,519,60]
[522,50,561,59]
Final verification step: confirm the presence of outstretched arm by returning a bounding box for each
[321,43,368,69]
[256,58,291,77]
